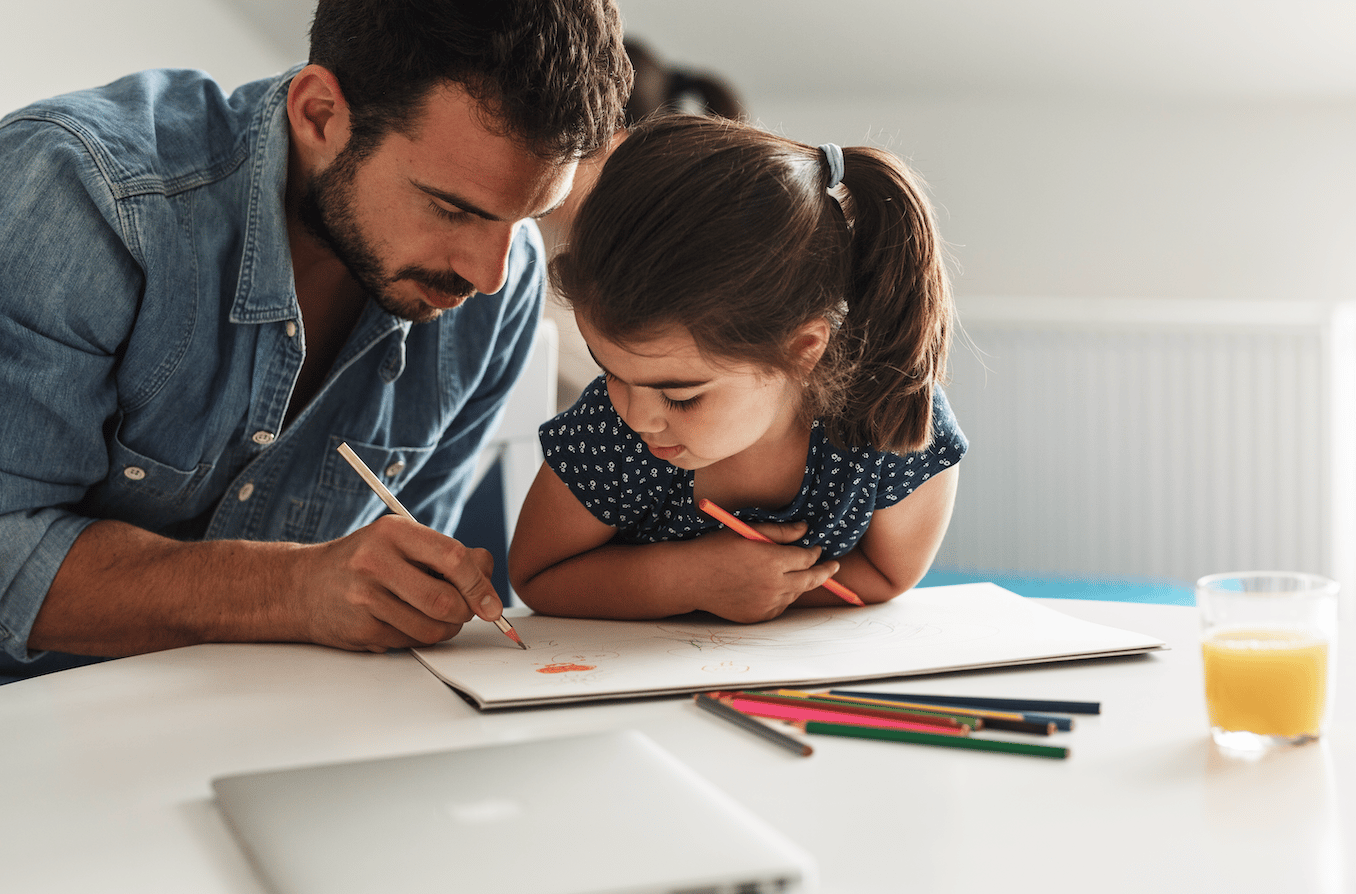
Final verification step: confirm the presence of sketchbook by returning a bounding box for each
[412,582,1167,709]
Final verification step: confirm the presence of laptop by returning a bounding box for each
[213,728,816,894]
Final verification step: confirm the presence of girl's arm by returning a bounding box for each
[508,463,838,622]
[794,465,960,607]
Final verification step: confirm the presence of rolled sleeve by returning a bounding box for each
[0,117,142,660]
[0,511,99,659]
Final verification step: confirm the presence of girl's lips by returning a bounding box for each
[646,442,684,461]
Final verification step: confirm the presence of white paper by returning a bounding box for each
[412,583,1167,709]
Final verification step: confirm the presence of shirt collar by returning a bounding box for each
[229,64,305,326]
[226,66,412,359]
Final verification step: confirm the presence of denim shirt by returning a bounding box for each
[0,68,544,660]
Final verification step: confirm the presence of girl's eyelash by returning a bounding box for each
[603,371,702,411]
[662,394,702,411]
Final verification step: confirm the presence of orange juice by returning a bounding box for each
[1202,627,1328,738]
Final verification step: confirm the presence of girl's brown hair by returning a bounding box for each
[551,114,952,453]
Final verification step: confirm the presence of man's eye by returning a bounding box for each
[429,201,466,222]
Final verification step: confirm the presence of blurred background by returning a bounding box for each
[5,1,1354,599]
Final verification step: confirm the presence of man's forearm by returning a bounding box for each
[29,519,305,656]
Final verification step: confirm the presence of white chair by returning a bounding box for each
[470,319,558,601]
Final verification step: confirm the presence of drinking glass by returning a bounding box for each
[1197,571,1340,752]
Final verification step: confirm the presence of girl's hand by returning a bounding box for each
[687,522,839,623]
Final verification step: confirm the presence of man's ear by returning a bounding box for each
[286,64,351,165]
[790,317,832,375]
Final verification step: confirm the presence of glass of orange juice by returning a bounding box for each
[1197,571,1340,752]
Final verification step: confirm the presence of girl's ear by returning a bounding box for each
[790,317,832,376]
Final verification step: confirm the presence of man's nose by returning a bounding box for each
[456,221,516,296]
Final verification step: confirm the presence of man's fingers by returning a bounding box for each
[393,524,502,622]
[366,596,465,648]
[427,546,500,621]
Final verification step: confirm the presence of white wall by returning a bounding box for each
[0,0,294,115]
[740,72,1356,586]
[755,96,1356,308]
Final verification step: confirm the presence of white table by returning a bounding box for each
[1,599,1351,893]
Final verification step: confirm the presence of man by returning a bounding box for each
[0,0,631,675]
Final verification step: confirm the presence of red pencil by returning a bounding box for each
[724,696,970,737]
[697,498,864,606]
[714,690,975,732]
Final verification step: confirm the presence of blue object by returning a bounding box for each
[0,67,545,662]
[918,569,1194,606]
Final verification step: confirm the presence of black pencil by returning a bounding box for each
[694,694,813,756]
[830,690,1100,715]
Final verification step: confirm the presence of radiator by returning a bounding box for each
[933,297,1356,591]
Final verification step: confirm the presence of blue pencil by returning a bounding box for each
[830,690,1100,716]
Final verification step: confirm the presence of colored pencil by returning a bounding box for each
[726,696,971,737]
[696,499,864,606]
[804,721,1071,760]
[337,442,526,650]
[1016,712,1075,732]
[778,689,1011,724]
[694,694,813,756]
[771,690,1053,736]
[718,690,974,732]
[830,690,1099,715]
[798,690,1073,732]
[773,689,996,723]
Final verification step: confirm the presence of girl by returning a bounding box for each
[509,114,966,623]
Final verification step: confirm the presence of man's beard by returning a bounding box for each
[297,147,476,324]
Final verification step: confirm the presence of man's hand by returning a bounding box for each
[291,514,502,651]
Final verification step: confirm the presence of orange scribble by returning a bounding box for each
[536,662,596,674]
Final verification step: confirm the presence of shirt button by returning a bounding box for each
[384,461,406,478]
[285,320,298,338]
[251,431,275,445]
[123,466,146,481]
[237,482,255,502]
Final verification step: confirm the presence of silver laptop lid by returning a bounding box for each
[213,729,815,894]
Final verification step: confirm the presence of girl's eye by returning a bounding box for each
[600,370,700,410]
[662,393,702,411]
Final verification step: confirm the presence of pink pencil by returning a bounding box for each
[726,696,969,736]
[697,498,864,606]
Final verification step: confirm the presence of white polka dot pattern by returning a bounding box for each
[539,377,968,559]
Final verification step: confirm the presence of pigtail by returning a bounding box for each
[825,148,953,453]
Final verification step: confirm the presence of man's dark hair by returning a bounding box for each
[309,0,632,161]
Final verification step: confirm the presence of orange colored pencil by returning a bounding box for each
[697,499,864,606]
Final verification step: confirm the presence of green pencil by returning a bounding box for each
[804,721,1070,759]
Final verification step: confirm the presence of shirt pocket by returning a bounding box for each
[289,435,436,540]
[102,432,214,524]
